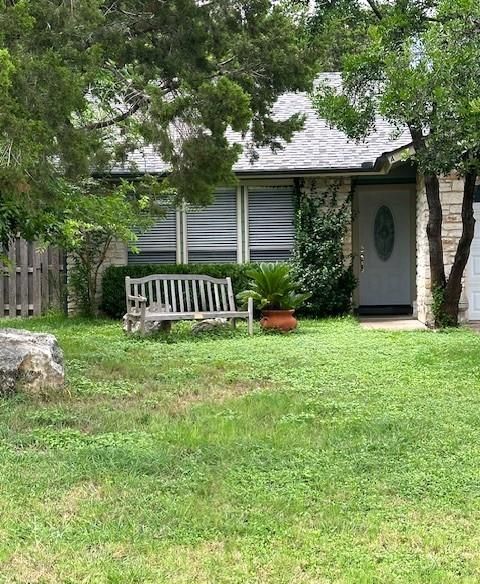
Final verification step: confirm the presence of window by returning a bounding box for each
[186,187,238,263]
[248,186,295,261]
[128,205,177,265]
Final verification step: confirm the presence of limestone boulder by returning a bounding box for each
[191,318,229,334]
[0,329,65,395]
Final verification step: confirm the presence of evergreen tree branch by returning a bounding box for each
[365,0,383,20]
[82,96,150,131]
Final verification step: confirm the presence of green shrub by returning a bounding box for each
[101,263,257,319]
[237,263,310,310]
[292,181,356,316]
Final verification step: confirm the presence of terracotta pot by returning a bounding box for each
[260,309,297,332]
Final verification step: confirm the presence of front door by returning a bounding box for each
[358,186,413,311]
[467,202,480,320]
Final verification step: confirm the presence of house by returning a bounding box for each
[101,74,480,325]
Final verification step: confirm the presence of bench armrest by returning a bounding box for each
[127,294,147,303]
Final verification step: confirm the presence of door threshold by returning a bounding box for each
[356,305,413,316]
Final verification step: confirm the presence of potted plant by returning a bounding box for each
[238,263,310,332]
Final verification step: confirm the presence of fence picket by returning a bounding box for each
[0,262,4,318]
[33,245,41,316]
[8,242,16,317]
[20,240,28,317]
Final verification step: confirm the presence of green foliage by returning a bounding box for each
[237,263,310,310]
[0,0,316,243]
[101,263,257,319]
[42,178,159,316]
[292,0,375,70]
[311,0,480,176]
[292,183,356,316]
[432,285,456,329]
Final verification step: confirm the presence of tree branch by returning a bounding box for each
[82,96,149,131]
[365,0,383,20]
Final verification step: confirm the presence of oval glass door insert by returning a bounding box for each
[374,205,395,261]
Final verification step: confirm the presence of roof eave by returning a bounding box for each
[97,164,392,181]
[93,143,415,181]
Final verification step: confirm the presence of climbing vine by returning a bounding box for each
[292,180,356,316]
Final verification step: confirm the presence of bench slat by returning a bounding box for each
[220,285,228,312]
[199,280,206,311]
[178,280,184,312]
[142,310,250,321]
[148,280,154,305]
[170,280,177,312]
[185,279,192,311]
[192,280,199,312]
[226,277,236,311]
[207,281,214,311]
[155,280,161,307]
[163,280,170,312]
[213,283,221,311]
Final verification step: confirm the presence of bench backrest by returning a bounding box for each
[125,274,237,314]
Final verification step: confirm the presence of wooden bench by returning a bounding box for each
[125,274,254,335]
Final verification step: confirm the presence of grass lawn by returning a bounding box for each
[1,317,480,583]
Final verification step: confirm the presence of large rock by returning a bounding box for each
[0,329,65,395]
[191,318,229,334]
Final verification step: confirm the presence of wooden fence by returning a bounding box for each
[0,238,66,318]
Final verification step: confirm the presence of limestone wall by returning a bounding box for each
[416,174,468,324]
[67,240,128,314]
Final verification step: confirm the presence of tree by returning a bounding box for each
[0,0,316,247]
[35,178,164,315]
[311,0,480,326]
[299,0,375,70]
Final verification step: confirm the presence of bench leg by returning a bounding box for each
[231,318,237,329]
[248,297,254,336]
[140,305,146,335]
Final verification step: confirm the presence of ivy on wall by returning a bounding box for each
[292,180,356,316]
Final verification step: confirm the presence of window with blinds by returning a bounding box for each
[128,206,177,265]
[248,186,295,262]
[186,187,238,263]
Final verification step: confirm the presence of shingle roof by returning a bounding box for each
[111,73,411,176]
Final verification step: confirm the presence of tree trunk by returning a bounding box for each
[442,170,477,325]
[424,172,446,293]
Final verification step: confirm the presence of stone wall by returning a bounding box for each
[300,177,353,259]
[67,240,128,314]
[416,173,468,324]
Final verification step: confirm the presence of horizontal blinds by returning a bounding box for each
[187,187,237,263]
[248,186,295,262]
[128,205,177,265]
